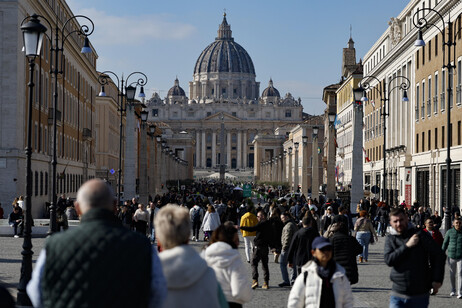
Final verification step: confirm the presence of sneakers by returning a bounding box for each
[458,295,462,299]
[278,282,291,287]
[14,235,19,238]
[450,292,456,297]
[262,282,269,289]
[251,280,258,289]
[192,236,196,241]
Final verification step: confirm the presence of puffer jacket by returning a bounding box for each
[330,230,363,284]
[204,242,252,305]
[287,260,353,308]
[384,224,445,296]
[442,227,462,259]
[281,220,298,252]
[239,212,258,237]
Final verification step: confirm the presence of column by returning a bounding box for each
[288,153,293,189]
[237,131,242,168]
[243,131,247,168]
[195,131,200,168]
[227,131,231,168]
[327,125,336,200]
[279,155,284,183]
[351,105,364,213]
[212,131,217,167]
[201,131,206,168]
[294,148,299,192]
[124,104,136,200]
[312,135,319,201]
[139,125,148,205]
[302,144,308,195]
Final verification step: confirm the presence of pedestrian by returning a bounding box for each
[65,204,78,220]
[117,204,132,229]
[190,203,204,241]
[155,205,228,308]
[27,179,167,308]
[269,207,284,263]
[442,217,462,298]
[354,210,377,263]
[287,237,354,308]
[320,206,333,234]
[204,221,253,307]
[330,221,363,284]
[423,218,443,247]
[8,206,23,238]
[0,202,4,219]
[239,204,258,263]
[133,203,149,235]
[201,204,221,241]
[384,207,445,307]
[288,216,319,275]
[240,208,273,290]
[278,211,298,287]
[147,201,160,243]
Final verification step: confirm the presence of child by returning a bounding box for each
[287,237,353,308]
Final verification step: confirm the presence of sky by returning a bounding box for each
[67,0,407,115]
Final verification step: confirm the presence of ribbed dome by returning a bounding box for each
[262,79,280,97]
[194,14,255,75]
[167,78,186,96]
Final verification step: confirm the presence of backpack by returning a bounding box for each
[191,207,201,222]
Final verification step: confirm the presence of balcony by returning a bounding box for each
[47,108,62,126]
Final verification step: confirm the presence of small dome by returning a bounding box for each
[167,78,186,97]
[262,79,280,98]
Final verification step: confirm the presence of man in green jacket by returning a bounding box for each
[443,217,462,298]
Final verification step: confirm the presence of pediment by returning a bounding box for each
[203,112,241,122]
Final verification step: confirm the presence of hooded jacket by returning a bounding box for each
[287,260,353,308]
[204,242,252,305]
[159,245,224,308]
[442,227,462,259]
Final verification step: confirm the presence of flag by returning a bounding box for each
[362,147,371,163]
[333,137,338,148]
[317,146,321,154]
[334,115,342,128]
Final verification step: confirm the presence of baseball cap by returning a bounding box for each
[311,237,332,250]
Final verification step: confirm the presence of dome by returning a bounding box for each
[167,78,186,97]
[262,79,280,98]
[193,14,255,75]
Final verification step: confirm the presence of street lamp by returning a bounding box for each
[98,71,148,206]
[413,8,456,231]
[360,75,410,207]
[312,127,319,201]
[28,13,95,235]
[139,110,149,204]
[17,14,47,306]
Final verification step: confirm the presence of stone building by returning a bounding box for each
[0,0,97,217]
[145,14,304,179]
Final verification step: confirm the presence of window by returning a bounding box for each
[222,88,226,94]
[442,70,446,111]
[232,112,237,117]
[442,126,445,148]
[45,172,48,195]
[435,127,438,149]
[428,40,432,61]
[458,60,462,105]
[152,109,158,117]
[449,68,454,108]
[417,51,419,69]
[434,74,438,113]
[40,172,43,196]
[416,134,419,153]
[435,35,438,56]
[422,132,425,152]
[233,88,237,94]
[285,110,292,118]
[428,130,431,151]
[35,171,38,196]
[459,121,461,145]
[427,77,431,117]
[206,112,211,117]
[421,82,425,118]
[416,84,420,121]
[422,45,425,65]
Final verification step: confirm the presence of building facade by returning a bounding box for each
[145,14,304,179]
[0,0,97,217]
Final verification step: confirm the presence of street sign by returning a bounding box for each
[109,169,115,175]
[243,184,252,197]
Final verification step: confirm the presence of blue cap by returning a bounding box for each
[311,237,332,250]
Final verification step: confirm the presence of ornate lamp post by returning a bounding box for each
[312,127,320,201]
[26,13,95,235]
[302,135,308,195]
[359,75,410,206]
[294,142,300,192]
[98,71,147,206]
[413,7,456,231]
[288,146,293,188]
[17,14,47,306]
[139,110,149,204]
[327,112,336,200]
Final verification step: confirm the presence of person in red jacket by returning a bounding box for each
[423,218,443,247]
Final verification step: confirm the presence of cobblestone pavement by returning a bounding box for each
[1,233,461,307]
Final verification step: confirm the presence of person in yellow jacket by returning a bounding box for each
[240,204,258,263]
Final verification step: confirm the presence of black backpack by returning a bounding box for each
[191,207,201,222]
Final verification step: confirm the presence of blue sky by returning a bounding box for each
[67,0,407,115]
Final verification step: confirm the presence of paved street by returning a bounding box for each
[0,233,461,307]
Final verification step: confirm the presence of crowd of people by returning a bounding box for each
[0,179,460,307]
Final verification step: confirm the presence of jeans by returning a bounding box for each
[252,246,269,282]
[279,250,297,284]
[192,220,201,239]
[243,236,255,262]
[448,257,462,295]
[389,294,429,308]
[10,221,23,236]
[356,231,371,260]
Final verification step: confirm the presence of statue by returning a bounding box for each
[389,17,402,47]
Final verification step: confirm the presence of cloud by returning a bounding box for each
[69,7,196,47]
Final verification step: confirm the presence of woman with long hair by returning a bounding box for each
[354,210,377,263]
[204,222,252,308]
[201,204,221,241]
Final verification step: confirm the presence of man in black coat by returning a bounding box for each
[384,207,445,307]
[287,216,319,275]
[240,208,273,290]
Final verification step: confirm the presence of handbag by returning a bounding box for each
[370,234,375,244]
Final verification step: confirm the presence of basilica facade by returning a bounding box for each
[146,14,303,177]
